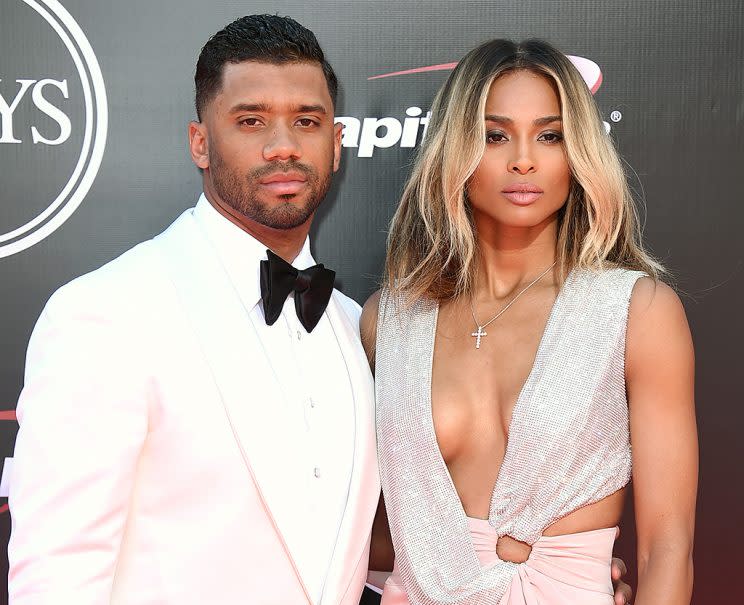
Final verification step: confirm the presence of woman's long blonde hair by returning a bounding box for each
[384,38,662,302]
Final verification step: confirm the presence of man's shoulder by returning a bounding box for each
[332,289,362,324]
[46,208,199,321]
[46,238,164,317]
[50,208,196,307]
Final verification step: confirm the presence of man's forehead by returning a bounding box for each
[221,60,325,88]
[217,60,331,109]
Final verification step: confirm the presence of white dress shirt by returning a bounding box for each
[193,195,355,604]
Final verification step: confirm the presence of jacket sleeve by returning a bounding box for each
[8,282,150,604]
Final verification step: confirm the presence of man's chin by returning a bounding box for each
[244,200,317,230]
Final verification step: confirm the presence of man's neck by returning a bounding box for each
[204,193,311,263]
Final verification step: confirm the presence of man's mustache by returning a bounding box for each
[249,161,316,180]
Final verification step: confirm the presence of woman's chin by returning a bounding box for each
[475,208,562,232]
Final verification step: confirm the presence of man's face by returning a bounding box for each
[192,61,342,230]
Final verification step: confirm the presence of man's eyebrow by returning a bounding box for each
[292,104,327,115]
[228,102,328,115]
[229,102,271,114]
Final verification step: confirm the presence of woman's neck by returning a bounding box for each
[473,215,559,299]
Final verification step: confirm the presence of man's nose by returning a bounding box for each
[263,124,301,161]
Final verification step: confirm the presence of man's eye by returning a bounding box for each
[297,118,318,127]
[239,117,261,127]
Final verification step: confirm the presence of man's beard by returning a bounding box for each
[209,147,332,230]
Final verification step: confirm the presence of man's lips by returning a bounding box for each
[259,172,308,195]
[502,183,543,205]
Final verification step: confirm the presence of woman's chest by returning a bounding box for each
[430,306,550,462]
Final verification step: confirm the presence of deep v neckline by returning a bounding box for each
[426,271,572,526]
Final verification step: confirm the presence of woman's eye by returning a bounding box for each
[486,131,507,144]
[539,131,564,143]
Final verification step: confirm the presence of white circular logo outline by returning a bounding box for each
[0,0,108,258]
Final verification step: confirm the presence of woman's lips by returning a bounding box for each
[502,191,543,205]
[502,184,543,206]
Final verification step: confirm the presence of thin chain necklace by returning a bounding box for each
[469,262,557,350]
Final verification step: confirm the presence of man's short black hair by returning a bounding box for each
[194,14,338,120]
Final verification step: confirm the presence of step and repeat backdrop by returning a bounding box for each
[1,0,742,602]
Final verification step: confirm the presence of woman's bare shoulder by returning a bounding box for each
[626,276,693,381]
[627,277,687,332]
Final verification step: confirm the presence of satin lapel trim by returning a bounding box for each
[320,293,380,605]
[154,210,313,604]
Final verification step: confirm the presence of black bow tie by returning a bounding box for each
[260,249,335,333]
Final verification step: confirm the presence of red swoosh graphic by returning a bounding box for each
[368,62,458,80]
[0,410,17,421]
[1,410,16,514]
[589,70,603,94]
[1,409,17,514]
[368,57,603,94]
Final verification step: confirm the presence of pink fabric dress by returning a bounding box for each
[381,518,617,604]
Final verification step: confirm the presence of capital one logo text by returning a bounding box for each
[339,54,611,157]
[337,106,431,158]
[0,78,71,145]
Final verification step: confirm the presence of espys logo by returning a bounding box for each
[0,0,107,259]
[337,55,609,157]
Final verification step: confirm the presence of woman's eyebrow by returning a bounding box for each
[484,115,562,126]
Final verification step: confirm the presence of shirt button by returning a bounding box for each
[297,330,303,341]
[313,467,321,478]
[309,398,316,409]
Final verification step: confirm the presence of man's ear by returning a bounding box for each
[332,121,343,173]
[189,121,209,170]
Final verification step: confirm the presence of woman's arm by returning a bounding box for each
[369,493,395,572]
[359,289,381,371]
[626,278,697,605]
[360,290,396,572]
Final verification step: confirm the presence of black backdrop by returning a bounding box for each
[1,1,742,603]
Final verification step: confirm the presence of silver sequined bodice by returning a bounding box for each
[375,268,645,604]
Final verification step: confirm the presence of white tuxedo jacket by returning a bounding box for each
[8,208,380,604]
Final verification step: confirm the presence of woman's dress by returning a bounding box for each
[375,268,644,604]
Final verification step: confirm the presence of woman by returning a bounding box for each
[360,39,696,604]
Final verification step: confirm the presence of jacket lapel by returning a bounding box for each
[154,209,313,603]
[320,293,380,605]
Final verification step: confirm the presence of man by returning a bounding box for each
[8,14,632,605]
[9,15,377,605]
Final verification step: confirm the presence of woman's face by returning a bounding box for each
[467,69,571,230]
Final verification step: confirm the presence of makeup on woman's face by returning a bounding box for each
[467,70,571,230]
